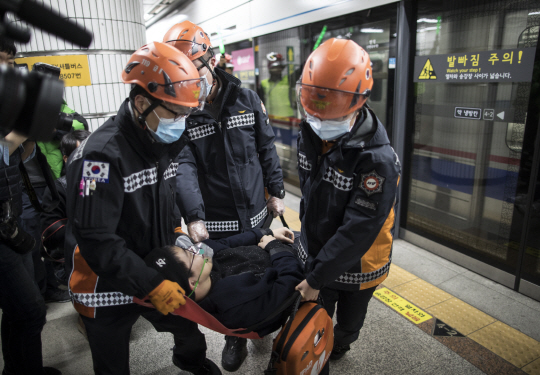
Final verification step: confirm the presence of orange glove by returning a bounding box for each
[148,280,186,315]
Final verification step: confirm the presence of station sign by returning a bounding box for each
[414,47,535,83]
[15,55,91,87]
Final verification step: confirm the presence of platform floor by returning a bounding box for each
[2,192,539,375]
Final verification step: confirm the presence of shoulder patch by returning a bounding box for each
[82,160,110,183]
[355,197,378,210]
[359,170,385,196]
[261,101,267,115]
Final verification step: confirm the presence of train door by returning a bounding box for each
[254,3,398,189]
[401,0,540,299]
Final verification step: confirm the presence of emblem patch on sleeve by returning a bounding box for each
[82,160,110,183]
[261,100,267,115]
[359,170,385,196]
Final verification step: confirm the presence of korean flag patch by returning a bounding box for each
[359,170,385,196]
[82,160,110,183]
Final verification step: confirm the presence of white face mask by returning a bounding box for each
[306,114,354,141]
[202,74,213,97]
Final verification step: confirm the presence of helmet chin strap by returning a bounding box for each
[130,97,162,129]
[199,56,218,84]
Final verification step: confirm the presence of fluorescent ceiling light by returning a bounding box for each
[417,18,438,23]
[361,28,384,33]
[417,26,439,33]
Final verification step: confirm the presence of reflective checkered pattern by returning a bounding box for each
[335,260,391,284]
[250,206,268,228]
[71,291,133,307]
[70,137,89,164]
[163,162,179,180]
[187,124,216,140]
[323,167,354,191]
[298,241,308,263]
[124,167,158,193]
[298,152,312,171]
[227,113,255,129]
[205,220,239,232]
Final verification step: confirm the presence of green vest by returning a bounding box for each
[261,75,294,118]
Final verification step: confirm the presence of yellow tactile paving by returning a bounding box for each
[426,297,496,335]
[523,357,540,375]
[282,208,302,231]
[392,278,453,309]
[382,264,419,289]
[469,321,540,368]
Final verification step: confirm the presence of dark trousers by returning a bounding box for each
[81,305,207,375]
[20,187,53,294]
[0,241,47,374]
[320,285,377,346]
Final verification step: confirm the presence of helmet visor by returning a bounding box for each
[165,39,212,59]
[156,77,208,112]
[296,82,366,120]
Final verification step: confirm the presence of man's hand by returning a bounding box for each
[295,279,319,301]
[266,196,285,218]
[148,280,186,315]
[258,235,275,250]
[187,220,209,242]
[272,227,294,243]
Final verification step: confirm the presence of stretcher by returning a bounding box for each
[133,291,300,340]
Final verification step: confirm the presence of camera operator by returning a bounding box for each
[0,37,62,375]
[19,62,88,303]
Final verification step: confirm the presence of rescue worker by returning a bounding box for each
[294,38,401,365]
[66,42,220,375]
[163,20,286,372]
[260,52,295,119]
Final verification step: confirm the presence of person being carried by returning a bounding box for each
[145,227,303,338]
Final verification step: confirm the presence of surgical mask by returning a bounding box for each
[147,111,186,144]
[202,74,213,97]
[306,114,352,141]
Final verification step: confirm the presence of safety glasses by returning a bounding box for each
[151,77,209,113]
[296,81,368,120]
[164,39,212,59]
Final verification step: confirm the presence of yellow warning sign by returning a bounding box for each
[418,58,437,80]
[15,55,92,87]
[374,287,432,324]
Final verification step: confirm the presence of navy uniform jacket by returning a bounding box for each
[297,107,401,291]
[176,68,284,237]
[66,100,187,318]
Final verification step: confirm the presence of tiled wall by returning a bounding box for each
[9,0,146,131]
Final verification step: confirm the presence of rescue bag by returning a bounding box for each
[265,293,333,375]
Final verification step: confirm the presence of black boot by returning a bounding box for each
[172,355,221,375]
[221,336,247,372]
[330,343,350,360]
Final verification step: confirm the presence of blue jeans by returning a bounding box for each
[0,241,47,374]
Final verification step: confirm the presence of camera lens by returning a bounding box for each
[57,112,74,132]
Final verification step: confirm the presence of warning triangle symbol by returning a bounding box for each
[418,59,437,79]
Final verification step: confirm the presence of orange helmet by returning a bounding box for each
[122,41,208,109]
[297,38,373,119]
[163,20,213,61]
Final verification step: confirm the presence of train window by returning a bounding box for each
[404,0,540,287]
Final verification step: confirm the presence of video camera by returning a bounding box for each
[0,0,92,141]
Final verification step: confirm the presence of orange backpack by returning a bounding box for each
[265,295,334,375]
